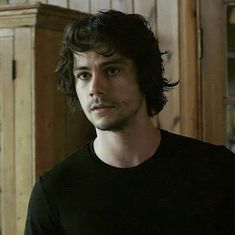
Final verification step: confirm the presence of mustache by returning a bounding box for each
[87,97,117,110]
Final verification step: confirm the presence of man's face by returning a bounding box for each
[73,51,147,131]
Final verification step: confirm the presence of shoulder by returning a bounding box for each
[39,141,95,194]
[160,129,235,190]
[25,145,94,234]
[161,130,234,156]
[160,129,235,160]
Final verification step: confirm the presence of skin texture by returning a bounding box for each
[74,51,161,168]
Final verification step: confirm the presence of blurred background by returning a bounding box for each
[0,0,234,234]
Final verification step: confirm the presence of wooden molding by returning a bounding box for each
[179,0,200,139]
[0,3,88,30]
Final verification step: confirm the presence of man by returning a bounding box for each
[25,10,235,234]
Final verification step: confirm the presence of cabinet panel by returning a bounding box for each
[0,31,16,235]
[14,27,34,235]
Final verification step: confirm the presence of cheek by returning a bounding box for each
[77,94,86,107]
[123,86,142,102]
[75,88,85,105]
[75,84,82,98]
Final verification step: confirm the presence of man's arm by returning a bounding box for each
[24,177,65,235]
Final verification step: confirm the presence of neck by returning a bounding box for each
[93,117,161,168]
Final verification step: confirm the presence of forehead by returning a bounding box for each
[73,51,131,68]
[73,51,104,62]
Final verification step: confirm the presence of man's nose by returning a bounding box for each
[89,71,106,96]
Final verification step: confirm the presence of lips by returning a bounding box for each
[91,104,113,111]
[90,103,115,113]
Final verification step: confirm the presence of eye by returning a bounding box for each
[76,72,91,81]
[106,67,120,77]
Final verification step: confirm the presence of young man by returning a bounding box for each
[25,10,235,234]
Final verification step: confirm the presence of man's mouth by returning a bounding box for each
[91,104,114,113]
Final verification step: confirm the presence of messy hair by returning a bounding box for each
[56,10,177,116]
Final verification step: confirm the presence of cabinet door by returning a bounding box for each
[0,28,16,235]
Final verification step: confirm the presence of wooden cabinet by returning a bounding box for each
[0,3,94,235]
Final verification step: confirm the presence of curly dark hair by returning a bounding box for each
[56,10,177,116]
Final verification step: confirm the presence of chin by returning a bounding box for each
[94,119,128,132]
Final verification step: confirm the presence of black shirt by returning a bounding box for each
[24,129,235,234]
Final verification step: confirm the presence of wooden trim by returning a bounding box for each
[200,0,226,144]
[0,3,88,30]
[0,28,13,37]
[179,0,200,139]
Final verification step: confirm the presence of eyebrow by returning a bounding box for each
[73,57,128,71]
